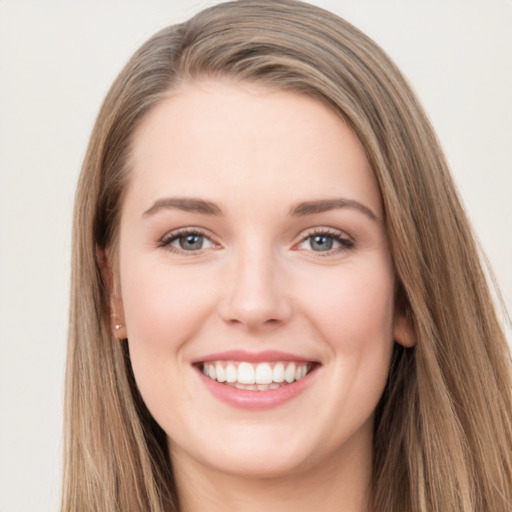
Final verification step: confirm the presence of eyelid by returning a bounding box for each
[158,227,220,253]
[156,225,354,255]
[294,226,355,254]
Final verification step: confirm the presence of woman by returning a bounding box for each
[63,1,512,511]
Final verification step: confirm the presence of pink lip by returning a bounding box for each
[194,363,319,411]
[192,349,315,364]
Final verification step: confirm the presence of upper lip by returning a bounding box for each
[192,350,318,364]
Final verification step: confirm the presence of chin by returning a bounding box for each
[168,422,323,479]
[201,447,313,480]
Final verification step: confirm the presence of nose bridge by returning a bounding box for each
[219,238,292,329]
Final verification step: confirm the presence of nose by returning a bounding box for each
[217,248,293,331]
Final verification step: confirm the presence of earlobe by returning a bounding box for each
[393,311,416,348]
[97,247,127,340]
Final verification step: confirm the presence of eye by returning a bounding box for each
[158,229,217,253]
[176,233,208,251]
[297,229,354,254]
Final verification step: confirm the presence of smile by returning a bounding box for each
[195,353,320,410]
[202,361,313,390]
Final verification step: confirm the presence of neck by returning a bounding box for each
[170,430,372,512]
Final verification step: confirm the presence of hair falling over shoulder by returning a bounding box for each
[63,1,512,511]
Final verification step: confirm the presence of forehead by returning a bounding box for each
[126,80,381,216]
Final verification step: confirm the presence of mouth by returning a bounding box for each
[199,360,317,391]
[192,351,320,409]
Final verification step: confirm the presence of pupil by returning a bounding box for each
[180,234,203,250]
[312,235,333,251]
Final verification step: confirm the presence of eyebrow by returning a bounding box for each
[143,196,378,221]
[289,198,379,221]
[144,197,222,216]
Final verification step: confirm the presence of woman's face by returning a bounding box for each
[113,81,408,479]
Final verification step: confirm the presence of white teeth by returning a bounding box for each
[202,360,312,387]
[215,363,225,383]
[285,362,296,383]
[238,362,255,384]
[295,364,307,381]
[226,364,237,383]
[234,383,257,390]
[272,362,285,383]
[255,363,273,384]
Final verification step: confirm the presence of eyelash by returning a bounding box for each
[158,227,216,254]
[157,227,355,255]
[297,228,355,256]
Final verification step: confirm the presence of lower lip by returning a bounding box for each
[196,367,318,410]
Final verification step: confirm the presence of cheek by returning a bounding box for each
[119,254,218,368]
[118,256,217,423]
[296,260,396,350]
[312,263,395,424]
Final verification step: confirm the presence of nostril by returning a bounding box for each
[218,292,293,330]
[215,258,293,329]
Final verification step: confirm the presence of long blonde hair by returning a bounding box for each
[63,1,512,510]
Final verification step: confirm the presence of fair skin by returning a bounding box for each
[108,81,412,512]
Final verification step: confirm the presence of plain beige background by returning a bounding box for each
[0,1,511,511]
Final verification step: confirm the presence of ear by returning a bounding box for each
[393,309,416,348]
[97,247,127,341]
